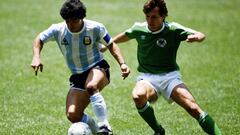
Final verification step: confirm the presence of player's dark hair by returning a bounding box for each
[143,0,168,18]
[60,0,86,20]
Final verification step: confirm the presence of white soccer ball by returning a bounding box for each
[68,122,93,135]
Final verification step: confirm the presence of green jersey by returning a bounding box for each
[125,22,196,74]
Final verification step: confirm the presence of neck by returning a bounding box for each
[148,22,164,32]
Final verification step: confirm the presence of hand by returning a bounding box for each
[120,63,130,80]
[99,44,108,53]
[31,57,43,76]
[186,32,205,43]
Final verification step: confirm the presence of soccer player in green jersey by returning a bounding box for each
[113,0,222,134]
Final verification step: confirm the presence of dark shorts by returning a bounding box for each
[69,59,110,90]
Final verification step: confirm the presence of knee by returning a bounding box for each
[132,89,147,106]
[85,83,98,95]
[66,110,83,123]
[185,102,201,119]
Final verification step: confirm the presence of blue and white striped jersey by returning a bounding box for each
[39,19,113,74]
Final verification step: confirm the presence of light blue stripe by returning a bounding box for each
[93,28,102,62]
[81,113,87,123]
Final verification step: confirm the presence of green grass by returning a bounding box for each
[0,0,239,134]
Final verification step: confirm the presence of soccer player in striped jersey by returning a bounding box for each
[30,0,130,134]
[113,0,221,135]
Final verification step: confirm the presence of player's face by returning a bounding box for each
[145,7,164,32]
[66,18,83,33]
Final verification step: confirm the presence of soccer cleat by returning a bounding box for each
[96,125,113,135]
[154,127,165,135]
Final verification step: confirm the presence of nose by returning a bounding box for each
[147,16,154,24]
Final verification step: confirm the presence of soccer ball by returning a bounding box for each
[68,122,93,135]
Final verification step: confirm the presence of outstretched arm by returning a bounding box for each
[99,32,130,52]
[186,32,205,43]
[113,32,130,44]
[31,35,44,76]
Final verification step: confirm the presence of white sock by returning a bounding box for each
[90,92,111,129]
[81,114,99,134]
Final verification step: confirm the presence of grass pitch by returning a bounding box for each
[0,0,239,134]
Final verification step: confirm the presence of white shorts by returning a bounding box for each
[136,70,183,103]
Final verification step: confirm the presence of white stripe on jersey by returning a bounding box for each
[71,34,82,69]
[39,19,111,74]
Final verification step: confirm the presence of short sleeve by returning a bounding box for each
[125,23,138,39]
[39,24,58,43]
[98,24,113,46]
[125,22,147,39]
[170,22,197,41]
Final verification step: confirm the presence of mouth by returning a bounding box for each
[148,23,156,27]
[148,24,156,29]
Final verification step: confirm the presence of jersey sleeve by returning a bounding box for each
[170,22,197,41]
[124,22,139,39]
[39,24,58,43]
[98,23,113,46]
[124,22,148,39]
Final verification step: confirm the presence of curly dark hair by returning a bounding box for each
[143,0,168,18]
[60,0,86,20]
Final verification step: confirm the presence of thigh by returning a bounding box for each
[85,68,109,92]
[170,83,202,118]
[66,89,90,116]
[171,83,195,107]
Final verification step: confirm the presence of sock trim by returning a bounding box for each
[81,113,87,123]
[198,111,208,122]
[90,92,101,102]
[138,102,150,113]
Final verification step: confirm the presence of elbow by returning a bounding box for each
[33,37,44,49]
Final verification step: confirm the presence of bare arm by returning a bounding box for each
[107,42,130,79]
[31,35,44,76]
[113,32,130,44]
[99,33,130,52]
[186,32,205,43]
